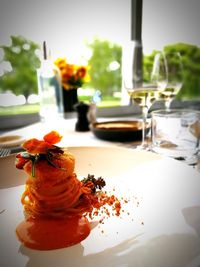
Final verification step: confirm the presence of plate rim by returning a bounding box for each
[0,134,25,148]
[90,120,150,132]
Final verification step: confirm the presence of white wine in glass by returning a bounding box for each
[127,85,159,116]
[159,51,183,110]
[124,51,167,149]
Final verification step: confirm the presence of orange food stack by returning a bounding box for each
[15,131,122,250]
[15,131,92,250]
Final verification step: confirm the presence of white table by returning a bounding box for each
[2,117,199,172]
[1,117,200,267]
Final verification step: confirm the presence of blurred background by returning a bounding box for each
[0,0,200,128]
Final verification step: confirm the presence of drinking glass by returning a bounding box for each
[160,51,183,110]
[123,48,167,149]
[151,109,200,165]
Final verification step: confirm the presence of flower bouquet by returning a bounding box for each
[54,58,90,112]
[54,58,90,90]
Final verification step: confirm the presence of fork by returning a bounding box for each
[0,148,11,157]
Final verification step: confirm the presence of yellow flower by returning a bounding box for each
[54,58,90,90]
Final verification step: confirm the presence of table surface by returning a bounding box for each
[0,116,200,171]
[1,117,140,146]
[1,117,200,267]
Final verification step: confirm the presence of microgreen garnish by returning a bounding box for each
[81,174,106,193]
[46,149,65,170]
[20,146,66,177]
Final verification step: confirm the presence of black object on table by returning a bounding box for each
[74,102,90,132]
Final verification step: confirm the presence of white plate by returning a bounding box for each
[0,146,200,267]
[0,134,25,148]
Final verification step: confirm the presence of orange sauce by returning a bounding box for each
[16,216,91,250]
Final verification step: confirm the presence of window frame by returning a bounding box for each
[0,0,143,130]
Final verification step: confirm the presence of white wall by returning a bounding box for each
[143,0,200,54]
[0,0,130,62]
[0,0,199,61]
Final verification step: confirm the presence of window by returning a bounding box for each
[142,0,200,105]
[0,0,200,130]
[0,0,134,130]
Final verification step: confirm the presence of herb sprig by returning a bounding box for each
[81,174,106,193]
[20,146,65,177]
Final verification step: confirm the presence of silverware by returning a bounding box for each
[0,148,11,157]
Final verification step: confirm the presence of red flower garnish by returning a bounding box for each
[22,131,62,155]
[43,131,62,145]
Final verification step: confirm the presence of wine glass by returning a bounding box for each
[123,49,167,149]
[160,51,183,110]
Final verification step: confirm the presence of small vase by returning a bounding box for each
[62,88,79,112]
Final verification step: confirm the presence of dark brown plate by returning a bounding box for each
[90,120,150,142]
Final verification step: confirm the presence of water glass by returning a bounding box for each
[151,109,200,164]
[37,60,64,122]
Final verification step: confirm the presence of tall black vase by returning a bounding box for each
[62,88,79,112]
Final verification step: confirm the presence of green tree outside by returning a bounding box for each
[0,35,40,99]
[0,36,199,117]
[143,43,200,99]
[86,38,122,98]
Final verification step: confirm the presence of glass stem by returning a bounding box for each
[165,99,171,111]
[141,106,148,148]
